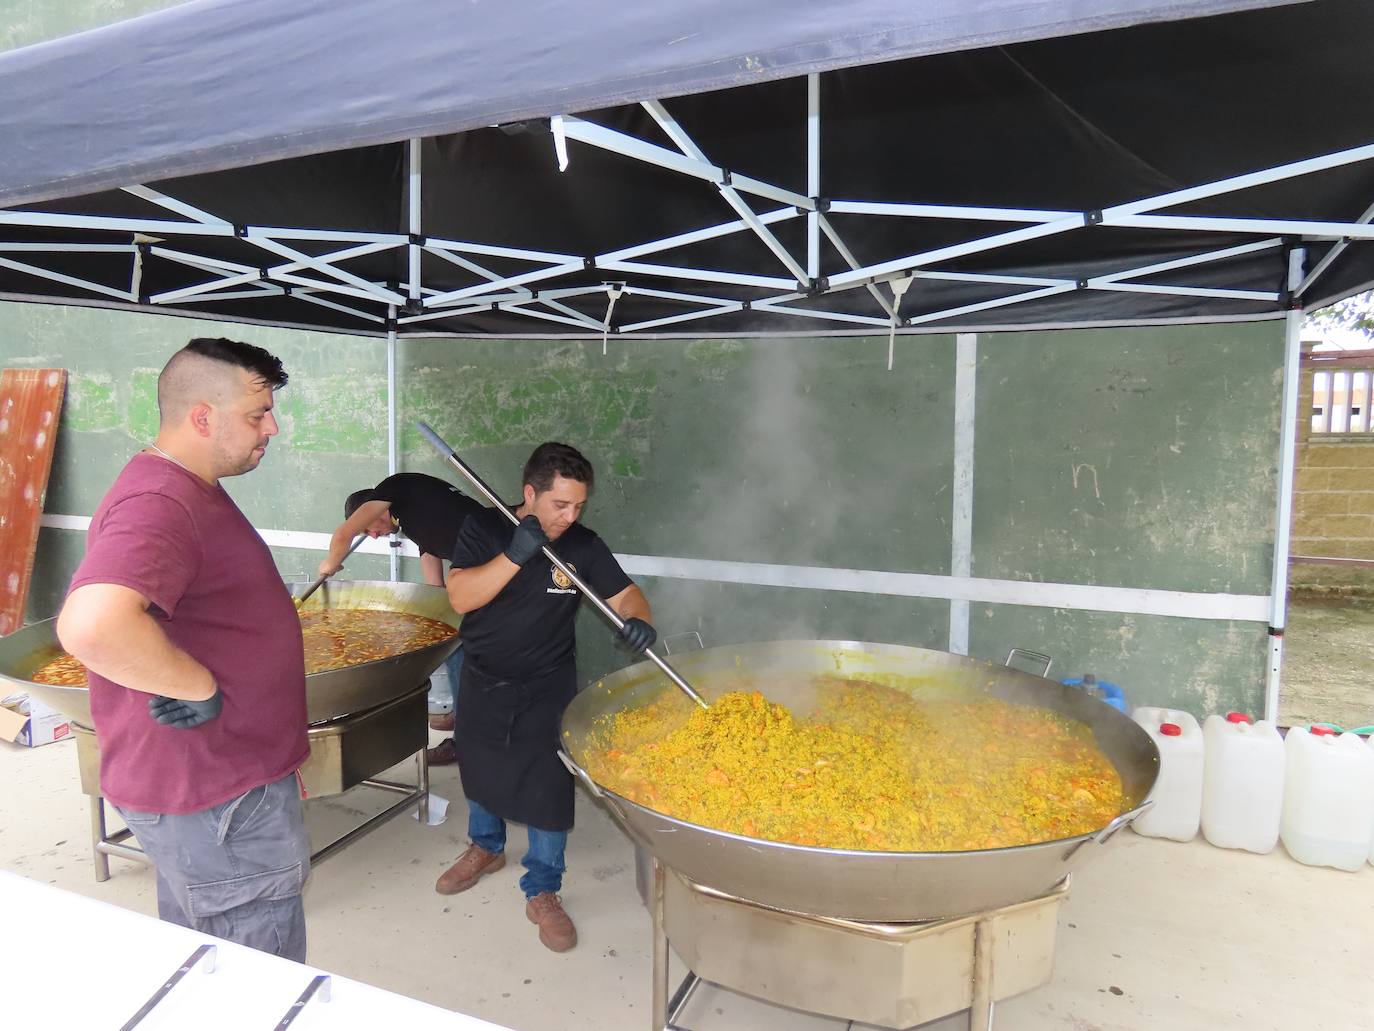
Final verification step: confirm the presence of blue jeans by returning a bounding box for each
[444,644,464,708]
[467,797,567,897]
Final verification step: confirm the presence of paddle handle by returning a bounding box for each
[416,421,708,708]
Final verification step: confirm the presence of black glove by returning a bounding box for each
[617,617,657,652]
[149,688,223,730]
[504,515,549,566]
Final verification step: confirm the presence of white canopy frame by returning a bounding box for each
[0,69,1368,338]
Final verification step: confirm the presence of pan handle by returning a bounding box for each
[558,748,646,834]
[1062,799,1153,860]
[557,749,604,799]
[662,631,705,655]
[1004,648,1053,678]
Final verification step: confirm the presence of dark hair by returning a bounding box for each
[186,337,288,389]
[522,442,594,494]
[344,489,379,519]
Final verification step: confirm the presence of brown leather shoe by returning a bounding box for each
[426,738,458,766]
[435,844,505,895]
[429,712,455,732]
[525,892,577,952]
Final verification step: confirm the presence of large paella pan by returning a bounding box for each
[561,639,1157,921]
[0,580,460,726]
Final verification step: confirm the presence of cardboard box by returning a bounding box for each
[0,692,72,748]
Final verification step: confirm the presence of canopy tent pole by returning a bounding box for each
[407,138,422,307]
[387,303,399,582]
[385,140,425,582]
[1265,247,1306,725]
[806,73,819,281]
[948,332,977,655]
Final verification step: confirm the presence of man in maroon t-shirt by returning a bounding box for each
[57,337,311,961]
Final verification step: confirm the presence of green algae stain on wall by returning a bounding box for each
[402,365,657,477]
[276,376,388,454]
[62,373,120,432]
[61,368,157,439]
[126,370,160,441]
[684,338,747,381]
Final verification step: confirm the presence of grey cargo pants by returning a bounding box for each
[115,772,310,962]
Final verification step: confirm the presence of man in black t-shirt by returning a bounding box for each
[320,472,482,762]
[434,442,656,954]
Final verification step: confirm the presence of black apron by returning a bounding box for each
[453,656,577,832]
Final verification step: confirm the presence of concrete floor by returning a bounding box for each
[3,727,1373,1031]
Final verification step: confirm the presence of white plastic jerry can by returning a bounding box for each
[1130,707,1204,842]
[1200,712,1284,854]
[1280,726,1374,872]
[1367,734,1374,868]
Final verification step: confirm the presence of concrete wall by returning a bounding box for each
[1290,360,1374,593]
[2,294,1285,719]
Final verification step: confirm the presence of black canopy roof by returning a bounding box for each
[1,0,1370,338]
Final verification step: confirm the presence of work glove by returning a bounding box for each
[149,688,223,730]
[617,617,657,652]
[504,515,549,566]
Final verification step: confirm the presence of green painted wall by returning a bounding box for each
[967,324,1283,717]
[4,296,1283,717]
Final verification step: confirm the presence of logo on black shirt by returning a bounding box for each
[549,563,577,594]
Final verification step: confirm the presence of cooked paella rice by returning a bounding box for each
[582,678,1123,852]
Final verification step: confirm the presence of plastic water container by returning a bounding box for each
[1130,707,1204,842]
[1280,726,1374,871]
[426,672,451,716]
[1200,712,1284,853]
[1062,674,1127,712]
[1367,733,1374,868]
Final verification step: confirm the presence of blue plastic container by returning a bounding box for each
[1062,673,1127,712]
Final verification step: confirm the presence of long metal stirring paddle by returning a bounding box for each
[295,533,366,607]
[416,421,708,709]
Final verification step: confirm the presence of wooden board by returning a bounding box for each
[0,369,66,635]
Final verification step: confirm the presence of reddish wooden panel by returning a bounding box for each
[0,369,66,635]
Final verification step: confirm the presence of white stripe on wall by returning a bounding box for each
[40,513,420,558]
[39,513,1269,622]
[616,553,1268,622]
